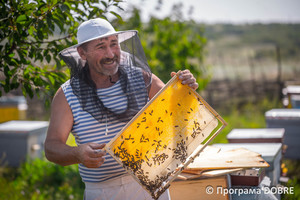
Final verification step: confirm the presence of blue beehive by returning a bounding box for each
[265,109,300,160]
[0,120,48,167]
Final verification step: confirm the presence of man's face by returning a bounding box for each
[78,35,121,76]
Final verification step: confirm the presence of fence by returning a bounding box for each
[200,46,300,110]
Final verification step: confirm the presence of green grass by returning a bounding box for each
[211,97,279,144]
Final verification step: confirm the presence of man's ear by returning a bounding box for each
[77,46,87,60]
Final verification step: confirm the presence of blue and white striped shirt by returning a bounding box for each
[61,69,149,182]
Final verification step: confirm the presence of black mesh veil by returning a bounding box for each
[59,31,152,124]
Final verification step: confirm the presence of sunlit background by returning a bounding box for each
[123,0,300,23]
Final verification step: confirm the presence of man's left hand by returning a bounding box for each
[171,70,199,90]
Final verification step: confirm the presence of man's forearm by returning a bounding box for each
[44,140,80,166]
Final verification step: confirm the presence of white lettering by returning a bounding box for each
[241,188,248,195]
[213,186,294,196]
[271,187,277,194]
[263,187,271,194]
[290,187,294,194]
[256,188,261,194]
[217,186,223,194]
[248,188,257,194]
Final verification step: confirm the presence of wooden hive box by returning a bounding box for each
[227,128,285,144]
[230,168,266,186]
[285,85,300,108]
[265,109,300,159]
[212,143,282,186]
[170,175,230,200]
[0,120,49,167]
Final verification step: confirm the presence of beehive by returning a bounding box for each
[106,73,226,199]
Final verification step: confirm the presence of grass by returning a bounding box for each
[211,97,279,144]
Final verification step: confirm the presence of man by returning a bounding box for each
[44,18,198,200]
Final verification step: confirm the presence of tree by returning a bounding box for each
[120,6,210,90]
[0,0,124,104]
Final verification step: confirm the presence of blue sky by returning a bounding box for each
[123,0,300,23]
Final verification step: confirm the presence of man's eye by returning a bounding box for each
[98,46,104,49]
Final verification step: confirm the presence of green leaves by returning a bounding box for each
[123,10,210,89]
[0,0,124,105]
[0,157,84,200]
[16,14,28,23]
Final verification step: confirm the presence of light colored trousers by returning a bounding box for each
[84,175,170,200]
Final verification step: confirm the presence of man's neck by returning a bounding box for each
[90,71,119,89]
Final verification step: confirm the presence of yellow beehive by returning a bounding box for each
[106,73,226,199]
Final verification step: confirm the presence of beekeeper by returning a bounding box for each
[44,18,198,200]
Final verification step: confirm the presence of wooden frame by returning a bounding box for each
[105,73,227,199]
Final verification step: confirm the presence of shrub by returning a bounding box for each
[0,157,84,200]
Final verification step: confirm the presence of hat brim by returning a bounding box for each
[75,30,137,48]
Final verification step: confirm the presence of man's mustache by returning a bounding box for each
[100,56,118,64]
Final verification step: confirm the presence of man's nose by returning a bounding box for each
[105,47,114,58]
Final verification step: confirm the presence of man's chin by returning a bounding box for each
[102,65,119,76]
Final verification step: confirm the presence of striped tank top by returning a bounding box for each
[61,69,149,183]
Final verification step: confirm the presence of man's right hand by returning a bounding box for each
[45,88,107,168]
[76,143,106,168]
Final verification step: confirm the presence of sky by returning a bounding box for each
[123,0,300,24]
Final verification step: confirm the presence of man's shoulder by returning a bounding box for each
[51,87,72,111]
[61,78,79,92]
[61,79,71,88]
[55,79,74,103]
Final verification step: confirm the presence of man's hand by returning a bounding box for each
[76,143,106,168]
[171,69,199,90]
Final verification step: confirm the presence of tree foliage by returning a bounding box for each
[119,6,210,89]
[0,0,124,103]
[1,0,210,105]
